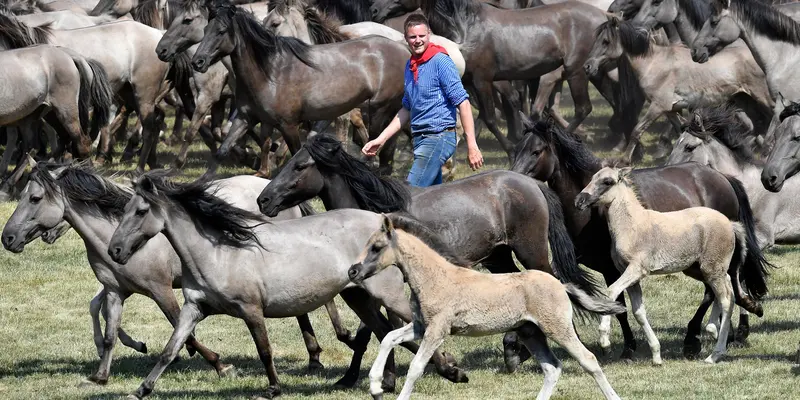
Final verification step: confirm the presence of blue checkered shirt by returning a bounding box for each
[402,53,469,134]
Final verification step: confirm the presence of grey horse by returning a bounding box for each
[107,171,467,399]
[668,106,800,249]
[0,163,334,387]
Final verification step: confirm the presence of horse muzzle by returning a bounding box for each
[574,192,595,211]
[191,57,210,73]
[2,233,25,253]
[348,263,367,283]
[691,47,710,64]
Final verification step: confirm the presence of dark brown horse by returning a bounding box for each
[256,133,598,374]
[511,118,771,363]
[191,1,409,176]
[419,0,615,159]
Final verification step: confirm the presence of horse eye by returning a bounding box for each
[182,18,192,24]
[135,208,148,216]
[602,178,614,186]
[602,38,609,45]
[29,196,42,203]
[792,136,800,142]
[686,145,697,152]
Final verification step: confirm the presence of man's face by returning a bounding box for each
[405,24,430,56]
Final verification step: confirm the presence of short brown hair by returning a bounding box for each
[404,14,430,35]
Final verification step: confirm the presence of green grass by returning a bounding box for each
[0,89,798,399]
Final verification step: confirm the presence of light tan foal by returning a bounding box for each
[348,215,623,400]
[576,167,746,364]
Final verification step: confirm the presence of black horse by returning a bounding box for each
[511,118,771,363]
[257,133,596,375]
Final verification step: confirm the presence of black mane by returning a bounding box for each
[685,106,759,166]
[32,162,132,221]
[779,100,800,122]
[422,0,481,44]
[135,170,266,249]
[595,20,649,120]
[304,134,411,212]
[729,0,800,45]
[211,3,316,78]
[312,0,372,24]
[677,0,711,29]
[389,212,471,268]
[525,117,602,180]
[0,6,50,49]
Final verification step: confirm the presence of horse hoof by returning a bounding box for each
[218,364,236,378]
[138,342,148,354]
[334,375,357,389]
[127,395,142,400]
[77,379,102,388]
[619,348,635,361]
[307,360,324,372]
[371,394,384,400]
[381,375,396,393]
[683,346,702,361]
[729,340,748,349]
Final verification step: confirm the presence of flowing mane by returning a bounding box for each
[303,5,346,44]
[728,0,800,45]
[389,213,471,267]
[304,134,411,212]
[0,6,50,49]
[31,162,133,221]
[685,106,759,166]
[421,0,481,44]
[523,119,602,181]
[135,170,267,249]
[210,3,316,78]
[677,0,711,29]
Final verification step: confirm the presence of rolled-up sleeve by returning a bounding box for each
[436,55,469,106]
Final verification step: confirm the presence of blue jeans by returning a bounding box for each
[407,130,457,187]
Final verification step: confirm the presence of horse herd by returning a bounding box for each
[1,0,800,398]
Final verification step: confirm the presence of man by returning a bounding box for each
[362,14,483,187]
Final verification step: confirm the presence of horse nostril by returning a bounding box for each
[108,247,121,259]
[348,266,358,279]
[3,235,14,246]
[769,175,778,183]
[371,7,378,16]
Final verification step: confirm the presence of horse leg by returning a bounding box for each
[175,93,216,169]
[627,283,662,365]
[295,314,324,371]
[599,268,637,361]
[0,127,19,177]
[684,284,715,360]
[602,262,647,358]
[471,78,515,159]
[90,286,107,358]
[368,323,419,400]
[150,289,233,377]
[395,319,449,400]
[563,69,592,134]
[349,108,369,147]
[170,105,185,144]
[134,101,164,173]
[82,291,126,386]
[705,274,735,364]
[243,312,282,398]
[324,300,356,350]
[621,104,664,164]
[256,123,279,178]
[208,115,251,177]
[130,302,207,399]
[97,289,147,354]
[517,325,562,400]
[652,112,682,159]
[734,307,750,345]
[494,81,523,142]
[531,70,561,123]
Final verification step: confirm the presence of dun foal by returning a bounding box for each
[575,167,759,364]
[348,214,623,400]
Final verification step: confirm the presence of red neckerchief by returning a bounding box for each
[409,43,449,83]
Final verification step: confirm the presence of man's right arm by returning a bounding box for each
[362,108,410,156]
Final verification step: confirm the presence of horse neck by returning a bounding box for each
[229,35,279,98]
[62,203,119,260]
[548,157,601,234]
[604,184,647,239]
[318,172,362,210]
[707,140,745,177]
[394,231,459,303]
[674,5,700,44]
[624,47,671,92]
[734,14,800,98]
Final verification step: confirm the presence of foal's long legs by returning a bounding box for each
[369,323,419,400]
[131,302,207,399]
[626,283,663,365]
[396,319,449,400]
[705,274,735,364]
[600,262,647,357]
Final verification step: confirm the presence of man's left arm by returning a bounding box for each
[437,57,484,170]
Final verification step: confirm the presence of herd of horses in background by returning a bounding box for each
[1,0,800,398]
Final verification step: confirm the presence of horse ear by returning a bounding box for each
[619,167,633,179]
[24,150,36,171]
[380,214,395,237]
[137,176,158,195]
[609,15,620,28]
[48,165,68,180]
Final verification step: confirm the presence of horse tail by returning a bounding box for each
[725,175,771,302]
[84,59,114,139]
[564,283,626,321]
[538,182,602,297]
[62,49,94,136]
[730,222,764,317]
[298,200,316,217]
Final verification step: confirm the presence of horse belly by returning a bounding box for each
[0,75,47,125]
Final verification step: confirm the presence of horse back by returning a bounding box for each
[631,162,739,220]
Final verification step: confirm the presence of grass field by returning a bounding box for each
[0,89,798,399]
